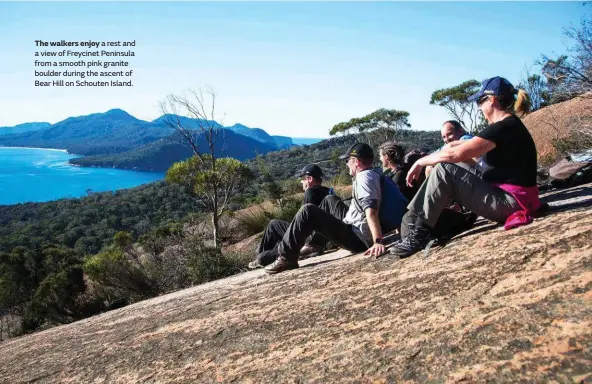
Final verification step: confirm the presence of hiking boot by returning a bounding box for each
[299,244,325,260]
[399,210,418,240]
[264,256,299,275]
[389,217,432,258]
[247,260,263,270]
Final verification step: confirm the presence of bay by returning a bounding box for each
[0,147,164,205]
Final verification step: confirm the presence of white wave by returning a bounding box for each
[0,146,69,153]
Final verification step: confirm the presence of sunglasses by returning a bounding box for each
[477,95,490,106]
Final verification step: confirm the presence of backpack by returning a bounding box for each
[549,157,592,189]
[378,172,409,233]
[352,169,408,234]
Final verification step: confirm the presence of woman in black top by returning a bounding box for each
[390,76,538,258]
[379,142,425,202]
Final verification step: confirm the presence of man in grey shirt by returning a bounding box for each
[265,143,386,274]
[346,162,382,244]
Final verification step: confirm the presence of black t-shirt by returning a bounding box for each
[303,185,331,206]
[477,115,537,187]
[385,166,424,202]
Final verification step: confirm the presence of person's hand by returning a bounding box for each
[425,165,433,177]
[364,243,385,258]
[406,162,424,187]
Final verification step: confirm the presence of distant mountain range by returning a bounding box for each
[0,122,52,135]
[0,109,323,171]
[69,130,277,172]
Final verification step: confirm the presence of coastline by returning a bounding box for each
[0,146,69,153]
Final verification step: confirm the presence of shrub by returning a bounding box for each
[184,238,248,284]
[275,198,302,222]
[84,230,251,304]
[233,205,276,237]
[23,267,85,331]
[84,246,158,302]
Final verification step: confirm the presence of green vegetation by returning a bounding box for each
[0,245,87,333]
[429,79,487,134]
[166,155,254,247]
[233,198,302,238]
[1,7,589,341]
[0,181,197,256]
[69,129,277,172]
[329,108,411,141]
[242,129,441,192]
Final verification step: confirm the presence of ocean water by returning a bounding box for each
[0,147,164,205]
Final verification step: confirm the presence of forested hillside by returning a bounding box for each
[0,182,198,256]
[69,129,277,172]
[245,129,442,183]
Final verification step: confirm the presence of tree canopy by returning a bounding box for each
[329,108,411,138]
[429,80,487,134]
[166,155,254,247]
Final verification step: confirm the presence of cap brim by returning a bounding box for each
[338,154,349,160]
[467,90,484,102]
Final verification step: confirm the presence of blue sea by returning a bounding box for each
[0,147,164,205]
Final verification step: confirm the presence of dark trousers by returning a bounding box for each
[256,219,289,266]
[277,195,368,262]
[255,195,349,266]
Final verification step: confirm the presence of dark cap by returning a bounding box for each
[339,142,374,160]
[468,76,517,102]
[297,164,323,178]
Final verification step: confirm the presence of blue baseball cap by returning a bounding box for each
[468,76,517,102]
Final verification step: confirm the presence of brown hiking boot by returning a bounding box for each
[298,244,325,260]
[264,256,299,274]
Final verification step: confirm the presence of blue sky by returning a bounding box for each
[0,2,587,138]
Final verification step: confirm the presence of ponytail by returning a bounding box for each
[499,88,531,117]
[513,88,531,117]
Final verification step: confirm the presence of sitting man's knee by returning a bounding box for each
[297,203,318,219]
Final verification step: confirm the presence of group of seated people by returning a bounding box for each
[249,76,542,275]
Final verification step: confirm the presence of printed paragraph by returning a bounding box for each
[33,40,136,87]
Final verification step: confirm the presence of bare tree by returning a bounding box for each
[539,7,591,102]
[159,88,254,247]
[159,88,226,160]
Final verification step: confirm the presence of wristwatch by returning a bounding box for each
[374,237,384,245]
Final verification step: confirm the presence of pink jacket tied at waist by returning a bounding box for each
[494,184,541,230]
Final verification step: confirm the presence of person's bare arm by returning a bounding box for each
[363,208,385,257]
[406,137,495,187]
